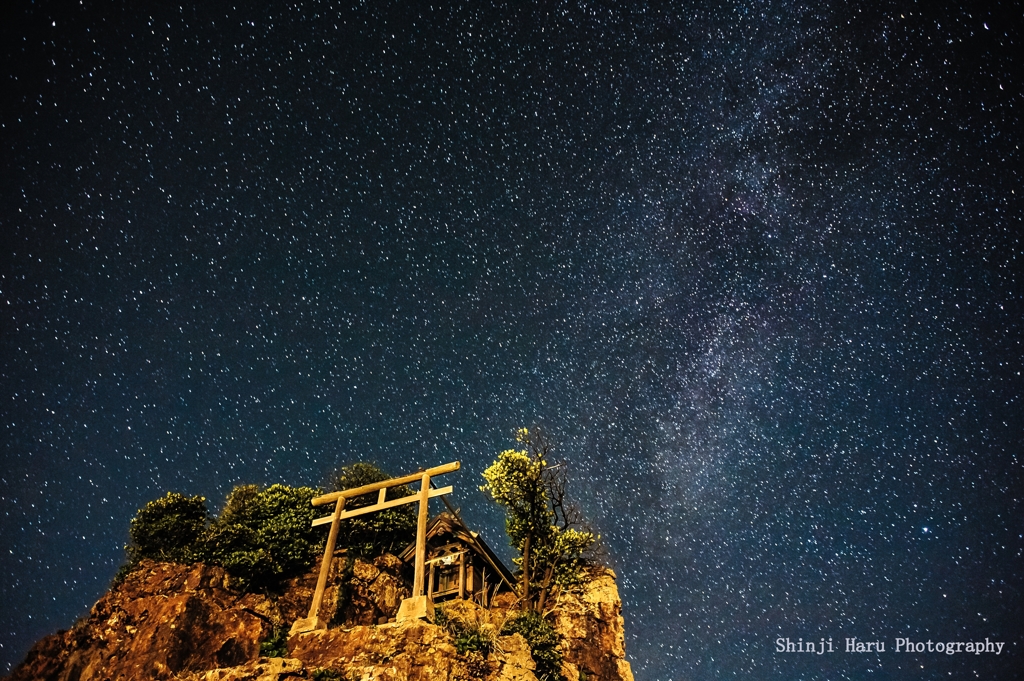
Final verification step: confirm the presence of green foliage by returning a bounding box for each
[545,527,597,588]
[119,463,417,592]
[122,483,324,590]
[434,606,494,656]
[328,462,416,556]
[206,484,324,589]
[481,427,597,607]
[111,561,137,587]
[481,441,550,553]
[453,628,493,655]
[502,610,563,681]
[311,669,343,681]
[259,627,288,658]
[126,492,210,564]
[332,462,393,493]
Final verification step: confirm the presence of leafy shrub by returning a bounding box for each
[126,492,210,564]
[328,463,416,556]
[259,627,288,657]
[121,484,324,590]
[502,610,563,681]
[120,466,416,592]
[311,669,343,681]
[453,628,493,655]
[434,605,495,656]
[206,484,324,589]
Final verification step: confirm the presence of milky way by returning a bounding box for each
[3,2,1021,678]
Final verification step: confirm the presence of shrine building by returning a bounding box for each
[398,511,516,609]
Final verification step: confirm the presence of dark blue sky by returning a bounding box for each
[3,1,1022,678]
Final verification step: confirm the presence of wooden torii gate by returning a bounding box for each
[290,461,460,634]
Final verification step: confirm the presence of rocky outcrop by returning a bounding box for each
[184,657,305,681]
[554,568,634,681]
[332,553,411,626]
[5,559,632,681]
[7,561,273,681]
[289,618,536,681]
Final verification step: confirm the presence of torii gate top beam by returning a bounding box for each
[310,460,460,507]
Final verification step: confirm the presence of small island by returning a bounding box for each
[6,429,633,681]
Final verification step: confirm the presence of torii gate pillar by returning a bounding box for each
[394,471,434,622]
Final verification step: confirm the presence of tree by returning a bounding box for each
[481,427,596,612]
[327,462,417,556]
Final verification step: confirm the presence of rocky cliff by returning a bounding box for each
[6,558,633,681]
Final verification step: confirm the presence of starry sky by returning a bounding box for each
[2,1,1022,679]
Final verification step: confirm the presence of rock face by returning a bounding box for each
[288,618,536,681]
[332,553,411,626]
[554,569,635,681]
[6,561,273,681]
[5,559,633,681]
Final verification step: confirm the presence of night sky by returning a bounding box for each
[3,1,1022,679]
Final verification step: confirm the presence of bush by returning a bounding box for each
[328,463,416,556]
[126,492,210,564]
[259,627,288,657]
[311,669,342,681]
[453,628,493,655]
[206,484,324,588]
[434,606,495,656]
[502,610,563,681]
[121,483,324,590]
[120,464,419,592]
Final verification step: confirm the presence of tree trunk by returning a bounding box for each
[536,563,556,612]
[522,533,531,608]
[542,584,562,617]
